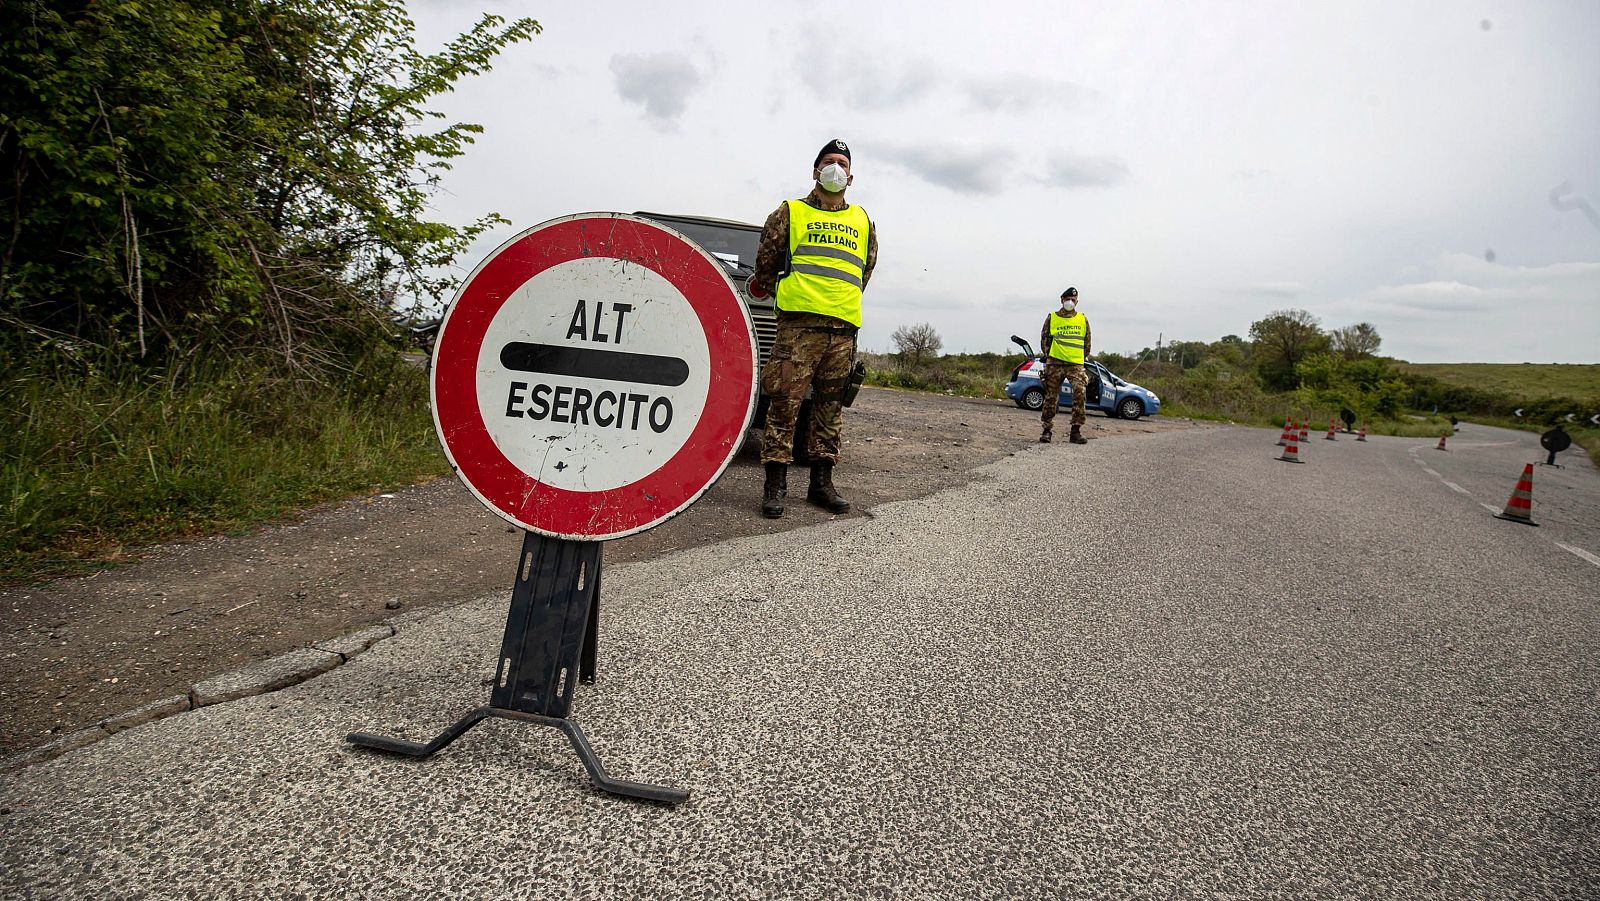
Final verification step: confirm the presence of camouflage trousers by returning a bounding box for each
[1041,361,1087,430]
[760,320,856,465]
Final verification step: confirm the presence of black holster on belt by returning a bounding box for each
[841,359,867,407]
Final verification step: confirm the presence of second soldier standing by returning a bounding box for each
[747,139,878,518]
[1040,287,1090,444]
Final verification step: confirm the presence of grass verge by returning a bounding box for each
[2,359,449,583]
[862,353,1011,399]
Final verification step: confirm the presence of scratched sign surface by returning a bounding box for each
[432,213,757,540]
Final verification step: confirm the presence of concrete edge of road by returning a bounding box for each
[0,611,437,775]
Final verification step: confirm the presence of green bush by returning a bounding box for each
[1,358,446,581]
[862,351,1014,398]
[1138,361,1282,425]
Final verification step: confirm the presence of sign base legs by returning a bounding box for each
[348,707,687,804]
[347,530,687,805]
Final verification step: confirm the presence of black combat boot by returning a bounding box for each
[1069,425,1087,444]
[761,462,787,519]
[807,461,851,514]
[1040,427,1053,443]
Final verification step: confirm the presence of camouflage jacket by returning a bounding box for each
[750,186,879,311]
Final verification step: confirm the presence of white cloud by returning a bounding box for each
[609,53,703,124]
[1038,153,1129,188]
[789,27,1084,116]
[1360,281,1496,315]
[866,288,976,313]
[1228,282,1302,298]
[1433,253,1600,289]
[1329,255,1600,362]
[876,143,1017,195]
[959,74,1085,113]
[872,145,1128,195]
[790,30,941,111]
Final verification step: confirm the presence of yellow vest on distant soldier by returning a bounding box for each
[1047,312,1088,364]
[776,200,870,327]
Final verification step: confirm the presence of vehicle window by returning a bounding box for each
[648,219,759,268]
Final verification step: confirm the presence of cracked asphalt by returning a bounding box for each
[1,388,1180,755]
[2,420,1595,899]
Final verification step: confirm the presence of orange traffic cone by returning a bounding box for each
[1356,426,1367,442]
[1493,463,1539,526]
[1277,433,1304,464]
[1276,423,1292,446]
[1435,434,1448,451]
[1298,424,1309,443]
[1325,423,1337,441]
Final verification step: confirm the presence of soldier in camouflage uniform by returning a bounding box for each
[1039,287,1091,444]
[747,139,879,518]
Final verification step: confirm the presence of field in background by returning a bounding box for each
[1397,363,1600,402]
[1398,362,1598,457]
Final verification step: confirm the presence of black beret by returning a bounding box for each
[814,139,851,169]
[1061,287,1078,298]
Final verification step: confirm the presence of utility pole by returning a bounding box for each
[1156,332,1163,364]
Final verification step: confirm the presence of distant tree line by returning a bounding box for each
[883,309,1560,424]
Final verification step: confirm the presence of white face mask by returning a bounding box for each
[1061,300,1077,312]
[818,163,849,192]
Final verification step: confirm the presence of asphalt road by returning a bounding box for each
[2,423,1596,899]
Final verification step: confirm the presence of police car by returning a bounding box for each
[1002,336,1161,420]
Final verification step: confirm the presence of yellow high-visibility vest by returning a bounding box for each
[776,199,870,327]
[1047,312,1088,363]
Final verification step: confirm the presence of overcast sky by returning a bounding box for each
[408,0,1600,363]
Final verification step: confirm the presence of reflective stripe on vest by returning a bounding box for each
[776,199,870,327]
[1047,312,1088,363]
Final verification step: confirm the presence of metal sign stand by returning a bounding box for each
[1540,427,1570,468]
[348,531,688,804]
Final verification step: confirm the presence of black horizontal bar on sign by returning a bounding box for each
[499,342,690,387]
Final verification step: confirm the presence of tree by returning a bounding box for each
[1249,309,1328,391]
[1293,352,1344,390]
[1331,322,1382,360]
[1295,352,1409,420]
[1206,336,1250,369]
[1166,339,1209,369]
[891,322,942,367]
[1,1,540,375]
[1095,351,1134,372]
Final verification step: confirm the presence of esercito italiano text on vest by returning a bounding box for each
[776,200,871,327]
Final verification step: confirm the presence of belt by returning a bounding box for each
[778,315,858,335]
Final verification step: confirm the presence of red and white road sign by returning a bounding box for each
[431,213,757,541]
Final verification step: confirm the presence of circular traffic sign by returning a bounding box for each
[431,213,757,540]
[1541,427,1571,453]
